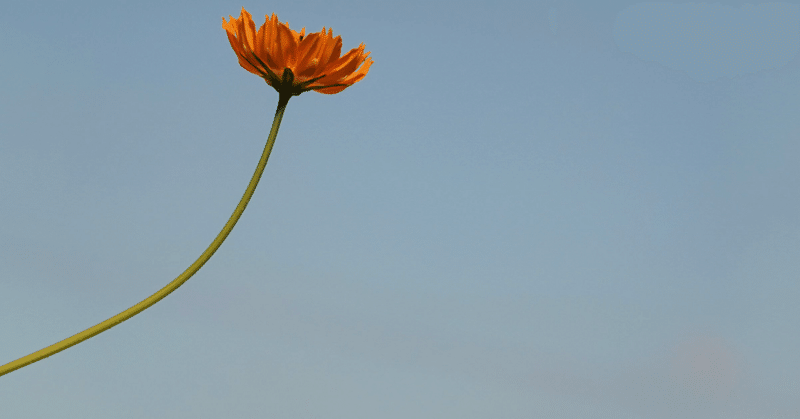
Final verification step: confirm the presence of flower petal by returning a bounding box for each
[316,31,342,72]
[266,14,282,69]
[236,8,256,52]
[317,45,367,84]
[294,33,322,78]
[277,21,298,68]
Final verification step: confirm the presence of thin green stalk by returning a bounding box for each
[1,93,292,377]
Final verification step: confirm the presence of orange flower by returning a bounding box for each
[222,8,373,96]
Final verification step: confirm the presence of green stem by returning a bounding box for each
[0,93,292,377]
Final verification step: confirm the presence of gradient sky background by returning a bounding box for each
[2,1,799,418]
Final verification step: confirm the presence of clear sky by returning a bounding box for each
[1,1,799,418]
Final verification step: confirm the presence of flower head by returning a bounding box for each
[222,8,373,96]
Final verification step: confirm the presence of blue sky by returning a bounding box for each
[1,1,799,418]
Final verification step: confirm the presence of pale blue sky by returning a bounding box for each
[1,1,799,418]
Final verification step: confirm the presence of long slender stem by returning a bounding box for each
[1,93,292,377]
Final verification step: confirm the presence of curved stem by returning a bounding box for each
[1,93,292,377]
